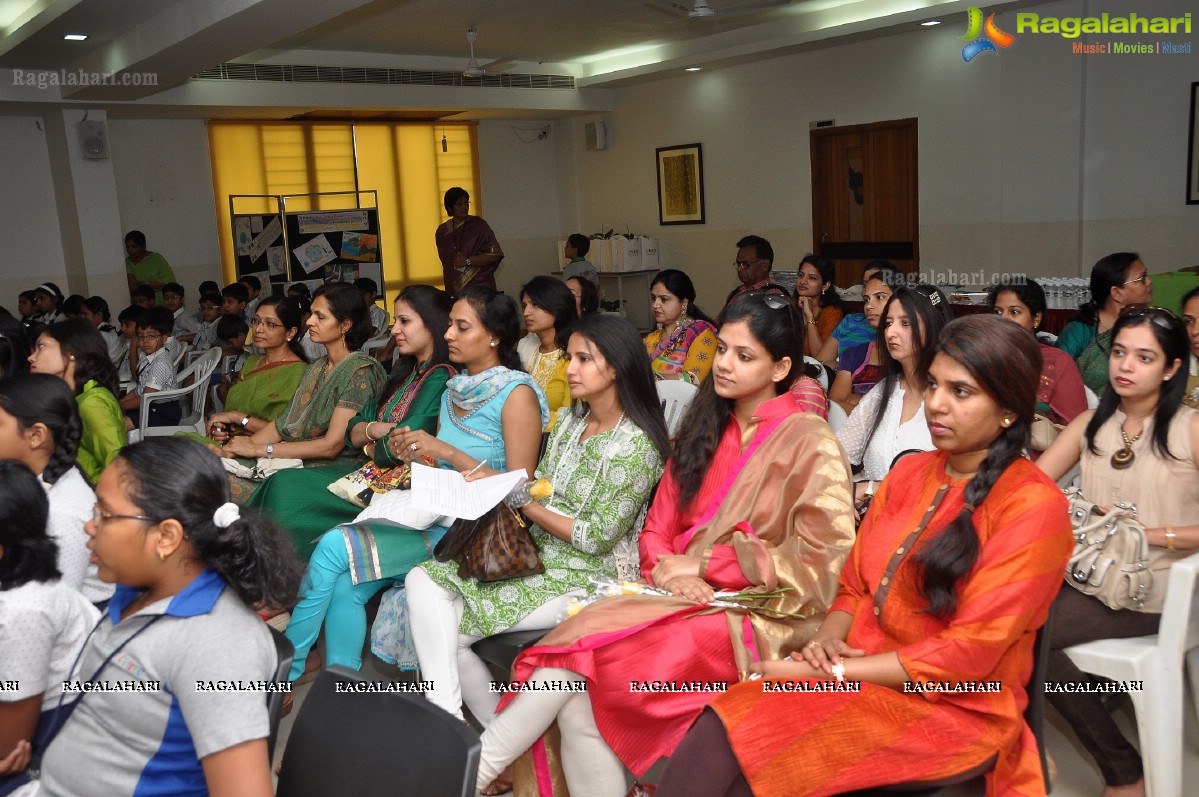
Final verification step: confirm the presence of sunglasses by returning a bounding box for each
[1117,304,1180,329]
[737,290,790,310]
[733,259,763,270]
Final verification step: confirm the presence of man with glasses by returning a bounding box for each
[724,234,790,313]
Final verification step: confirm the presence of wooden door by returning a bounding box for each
[811,118,918,286]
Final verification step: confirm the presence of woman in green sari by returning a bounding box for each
[1059,252,1153,393]
[187,296,307,445]
[212,283,385,502]
[248,285,457,561]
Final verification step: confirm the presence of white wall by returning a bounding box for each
[0,117,68,307]
[477,119,563,297]
[109,118,223,300]
[552,0,1199,313]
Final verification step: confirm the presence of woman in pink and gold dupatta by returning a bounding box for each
[473,293,856,797]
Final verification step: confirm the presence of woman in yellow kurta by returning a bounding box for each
[643,269,718,385]
[656,315,1074,797]
[517,276,576,431]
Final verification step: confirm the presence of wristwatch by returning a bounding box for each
[240,415,250,428]
[464,257,472,267]
[265,444,274,459]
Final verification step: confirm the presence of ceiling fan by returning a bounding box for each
[462,27,515,78]
[647,0,790,20]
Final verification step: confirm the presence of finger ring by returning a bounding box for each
[807,641,819,648]
[409,443,419,452]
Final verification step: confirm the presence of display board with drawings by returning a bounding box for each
[231,205,384,306]
[282,208,384,304]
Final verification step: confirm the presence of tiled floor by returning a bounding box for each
[273,645,1199,796]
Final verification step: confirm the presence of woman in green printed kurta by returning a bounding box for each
[212,283,385,503]
[248,286,456,561]
[402,314,671,726]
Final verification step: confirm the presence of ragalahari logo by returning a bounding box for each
[961,7,1015,62]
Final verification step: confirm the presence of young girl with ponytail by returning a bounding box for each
[656,315,1075,797]
[27,438,303,797]
[0,374,111,605]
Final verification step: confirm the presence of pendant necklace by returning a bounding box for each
[1110,427,1141,470]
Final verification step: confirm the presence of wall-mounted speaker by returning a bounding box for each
[79,119,108,159]
[585,121,606,151]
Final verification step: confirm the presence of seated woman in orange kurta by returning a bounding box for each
[471,293,856,797]
[656,314,1075,797]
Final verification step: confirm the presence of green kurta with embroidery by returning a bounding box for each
[227,351,385,503]
[418,410,664,637]
[247,364,451,561]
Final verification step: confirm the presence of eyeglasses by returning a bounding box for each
[92,504,156,527]
[136,333,163,342]
[733,258,763,270]
[1122,272,1149,286]
[1117,304,1180,329]
[250,317,283,330]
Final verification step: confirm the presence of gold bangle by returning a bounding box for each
[1165,526,1176,550]
[365,422,378,442]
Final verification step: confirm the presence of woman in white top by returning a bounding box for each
[837,285,951,508]
[0,374,112,605]
[0,460,99,795]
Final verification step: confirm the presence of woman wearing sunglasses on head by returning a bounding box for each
[470,292,856,797]
[1037,305,1199,797]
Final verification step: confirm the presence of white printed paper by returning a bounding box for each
[408,463,528,521]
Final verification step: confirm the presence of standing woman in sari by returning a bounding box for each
[518,276,577,431]
[1037,307,1199,797]
[472,294,856,797]
[1058,252,1153,393]
[212,283,385,503]
[283,287,545,682]
[657,315,1074,797]
[643,269,718,385]
[248,285,456,561]
[436,187,505,293]
[197,296,307,443]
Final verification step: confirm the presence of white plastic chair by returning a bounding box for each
[128,348,223,442]
[170,340,192,370]
[362,335,390,358]
[1064,550,1199,797]
[656,379,698,438]
[826,401,848,434]
[1085,386,1100,409]
[803,356,830,391]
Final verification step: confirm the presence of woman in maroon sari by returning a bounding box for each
[472,293,856,796]
[436,187,505,293]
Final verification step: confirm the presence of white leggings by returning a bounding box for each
[474,667,628,796]
[404,566,583,726]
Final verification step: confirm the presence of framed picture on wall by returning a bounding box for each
[1189,82,1199,204]
[656,143,706,224]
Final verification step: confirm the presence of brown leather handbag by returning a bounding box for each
[433,502,544,582]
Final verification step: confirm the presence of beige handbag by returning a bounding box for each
[1029,414,1063,452]
[1064,488,1153,610]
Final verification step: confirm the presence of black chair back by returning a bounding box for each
[276,666,481,797]
[267,627,295,761]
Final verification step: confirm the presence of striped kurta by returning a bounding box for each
[711,452,1073,797]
